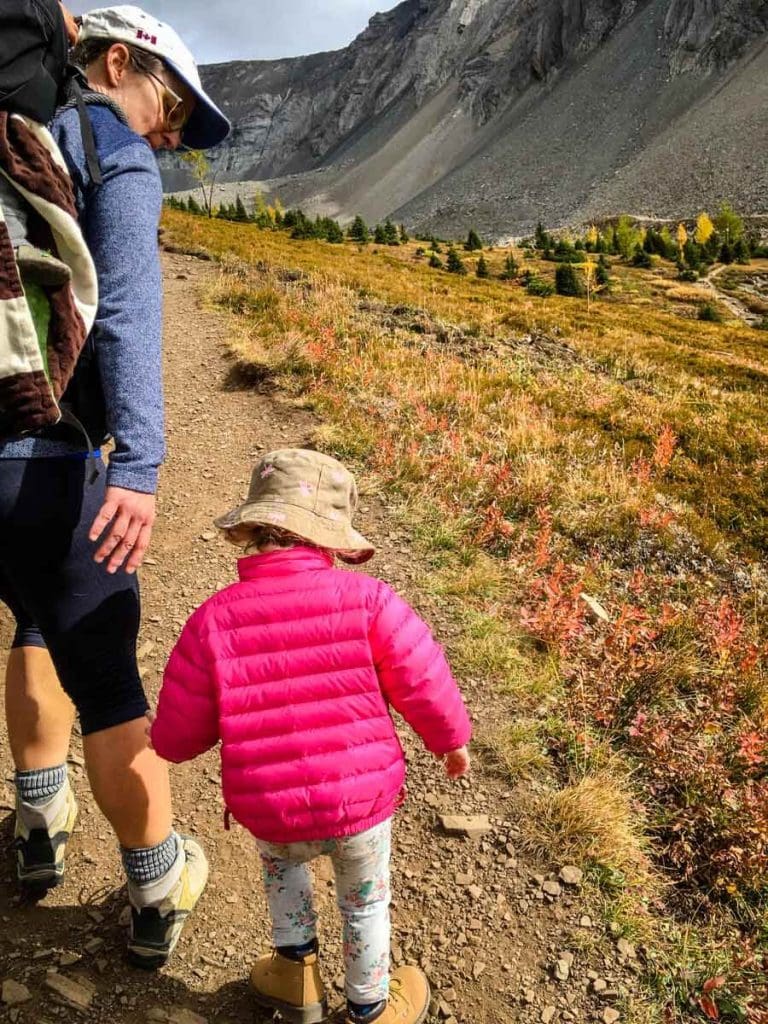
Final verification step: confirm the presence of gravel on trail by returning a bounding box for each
[0,251,643,1023]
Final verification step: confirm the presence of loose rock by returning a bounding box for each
[45,973,95,1010]
[554,958,570,981]
[439,814,491,838]
[1,980,30,1006]
[168,1009,209,1024]
[617,938,636,959]
[559,865,583,886]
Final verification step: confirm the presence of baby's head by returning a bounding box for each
[214,449,375,565]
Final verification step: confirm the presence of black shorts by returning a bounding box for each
[0,456,148,735]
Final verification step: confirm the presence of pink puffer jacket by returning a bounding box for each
[151,547,471,843]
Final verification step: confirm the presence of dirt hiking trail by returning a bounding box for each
[0,251,643,1024]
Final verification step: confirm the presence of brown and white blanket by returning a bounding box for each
[0,111,97,436]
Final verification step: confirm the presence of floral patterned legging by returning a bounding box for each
[256,820,391,1004]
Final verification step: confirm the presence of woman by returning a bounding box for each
[0,5,229,968]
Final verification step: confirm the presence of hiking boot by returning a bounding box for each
[250,944,328,1024]
[126,835,208,970]
[14,780,78,893]
[346,967,430,1024]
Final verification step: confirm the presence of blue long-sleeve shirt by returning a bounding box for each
[0,102,165,494]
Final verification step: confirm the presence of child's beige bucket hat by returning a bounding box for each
[214,449,375,564]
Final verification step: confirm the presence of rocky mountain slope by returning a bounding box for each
[162,0,768,237]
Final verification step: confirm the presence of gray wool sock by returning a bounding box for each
[15,764,67,805]
[122,831,180,886]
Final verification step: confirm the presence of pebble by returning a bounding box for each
[542,880,562,898]
[616,938,636,959]
[593,978,608,993]
[554,959,570,982]
[603,1011,621,1024]
[1,980,30,1006]
[541,1007,557,1023]
[579,915,593,928]
[558,865,583,886]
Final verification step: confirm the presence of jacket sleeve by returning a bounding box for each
[369,582,472,755]
[83,138,165,494]
[151,607,219,763]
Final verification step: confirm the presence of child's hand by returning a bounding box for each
[444,746,470,779]
[145,710,155,749]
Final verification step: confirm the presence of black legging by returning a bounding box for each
[0,455,148,734]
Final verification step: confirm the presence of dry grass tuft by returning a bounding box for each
[522,772,654,890]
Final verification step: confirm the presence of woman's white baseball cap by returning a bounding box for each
[78,5,230,150]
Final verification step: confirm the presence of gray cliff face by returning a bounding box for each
[168,0,641,183]
[162,0,768,236]
[664,0,768,69]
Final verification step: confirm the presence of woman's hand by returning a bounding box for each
[444,746,470,779]
[90,487,157,574]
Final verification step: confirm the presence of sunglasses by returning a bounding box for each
[144,70,189,133]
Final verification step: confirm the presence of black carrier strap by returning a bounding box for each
[69,77,103,186]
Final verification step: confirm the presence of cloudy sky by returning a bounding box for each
[69,1,399,64]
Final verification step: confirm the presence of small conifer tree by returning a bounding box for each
[475,254,490,278]
[383,219,399,245]
[446,247,467,275]
[555,262,584,296]
[348,215,370,243]
[733,238,750,265]
[399,223,410,244]
[632,244,652,268]
[325,220,344,243]
[714,202,744,244]
[595,254,610,286]
[683,239,702,270]
[465,228,483,251]
[429,252,443,269]
[374,224,387,245]
[500,252,519,280]
[534,222,549,251]
[234,195,248,222]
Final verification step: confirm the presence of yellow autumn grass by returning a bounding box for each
[163,210,768,1014]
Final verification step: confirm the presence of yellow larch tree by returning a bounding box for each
[695,213,714,245]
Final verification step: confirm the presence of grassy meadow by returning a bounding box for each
[162,208,768,1022]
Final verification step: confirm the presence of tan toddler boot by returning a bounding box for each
[250,943,328,1024]
[346,966,430,1024]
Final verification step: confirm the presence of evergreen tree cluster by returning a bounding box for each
[526,203,757,275]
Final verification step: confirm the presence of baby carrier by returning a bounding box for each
[0,0,98,440]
